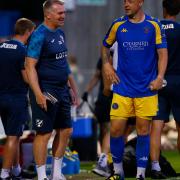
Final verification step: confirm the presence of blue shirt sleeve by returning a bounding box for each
[26,30,45,60]
[103,18,127,48]
[155,20,167,49]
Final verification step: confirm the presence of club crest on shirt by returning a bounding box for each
[36,119,43,127]
[58,35,65,45]
[112,103,119,109]
[144,27,149,34]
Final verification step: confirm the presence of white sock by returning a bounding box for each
[136,167,146,178]
[36,165,47,180]
[11,164,21,176]
[51,157,63,179]
[98,153,107,167]
[152,161,161,171]
[113,162,124,176]
[0,168,11,178]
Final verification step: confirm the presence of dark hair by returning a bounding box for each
[163,0,180,16]
[43,0,64,13]
[14,18,35,35]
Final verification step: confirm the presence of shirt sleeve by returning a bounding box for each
[154,20,167,49]
[103,21,117,48]
[103,20,126,48]
[26,31,45,60]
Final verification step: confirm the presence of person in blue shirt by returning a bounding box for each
[150,0,180,179]
[101,0,168,179]
[25,1,78,180]
[0,18,35,180]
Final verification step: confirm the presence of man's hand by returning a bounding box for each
[103,62,120,84]
[70,88,79,106]
[149,76,164,91]
[35,93,48,111]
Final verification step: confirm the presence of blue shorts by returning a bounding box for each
[153,75,180,124]
[30,86,72,133]
[0,94,29,136]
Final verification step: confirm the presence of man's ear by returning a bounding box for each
[139,0,144,6]
[139,2,143,6]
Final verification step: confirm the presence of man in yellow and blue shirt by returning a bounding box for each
[101,0,168,179]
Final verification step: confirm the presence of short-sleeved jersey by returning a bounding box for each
[27,24,71,88]
[0,39,27,94]
[161,20,180,76]
[103,14,167,98]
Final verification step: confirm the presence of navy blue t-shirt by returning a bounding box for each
[27,24,71,89]
[161,20,180,76]
[0,39,27,94]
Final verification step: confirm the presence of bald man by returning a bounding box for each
[102,0,168,179]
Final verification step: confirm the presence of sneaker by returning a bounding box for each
[11,169,37,179]
[92,163,111,177]
[151,170,167,179]
[58,174,66,180]
[136,175,145,180]
[49,174,66,180]
[108,162,114,175]
[106,174,124,180]
[98,153,107,167]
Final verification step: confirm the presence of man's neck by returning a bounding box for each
[13,35,25,44]
[164,15,176,21]
[44,20,58,30]
[129,10,145,23]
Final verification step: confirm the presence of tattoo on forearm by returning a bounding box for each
[102,51,109,64]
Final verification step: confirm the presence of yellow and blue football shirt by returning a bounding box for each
[103,15,167,98]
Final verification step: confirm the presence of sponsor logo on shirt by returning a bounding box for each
[56,51,68,60]
[0,43,17,49]
[123,41,149,51]
[121,28,128,33]
[162,23,174,30]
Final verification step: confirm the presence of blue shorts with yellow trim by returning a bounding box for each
[110,93,158,119]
